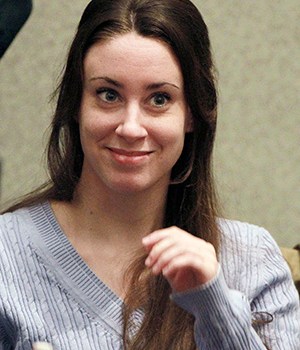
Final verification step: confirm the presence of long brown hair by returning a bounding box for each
[2,1,220,348]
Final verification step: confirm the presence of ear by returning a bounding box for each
[185,109,194,132]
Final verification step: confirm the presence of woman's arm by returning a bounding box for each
[143,226,300,349]
[171,267,268,349]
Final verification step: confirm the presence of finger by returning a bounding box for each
[147,236,215,266]
[142,228,171,251]
[145,235,176,267]
[162,253,218,284]
[142,226,190,252]
[162,252,201,275]
[149,245,182,274]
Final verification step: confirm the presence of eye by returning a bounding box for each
[96,88,120,103]
[150,93,171,108]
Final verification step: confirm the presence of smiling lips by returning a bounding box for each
[108,147,152,157]
[107,147,153,165]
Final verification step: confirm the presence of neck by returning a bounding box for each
[54,177,168,249]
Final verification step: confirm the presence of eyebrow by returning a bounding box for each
[90,76,122,88]
[89,76,180,90]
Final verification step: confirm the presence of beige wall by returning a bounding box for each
[0,1,299,247]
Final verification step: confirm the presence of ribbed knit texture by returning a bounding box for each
[0,202,299,349]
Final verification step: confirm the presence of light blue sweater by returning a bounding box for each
[0,202,299,349]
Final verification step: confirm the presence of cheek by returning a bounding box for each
[155,122,186,157]
[79,120,104,161]
[79,113,112,142]
[79,95,113,140]
[79,120,97,148]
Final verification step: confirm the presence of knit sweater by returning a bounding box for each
[0,202,299,349]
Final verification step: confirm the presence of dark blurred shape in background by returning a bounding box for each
[0,0,33,58]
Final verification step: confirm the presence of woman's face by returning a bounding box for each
[79,32,191,195]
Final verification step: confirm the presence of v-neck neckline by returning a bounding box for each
[27,201,126,337]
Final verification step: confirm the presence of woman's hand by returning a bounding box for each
[142,226,219,293]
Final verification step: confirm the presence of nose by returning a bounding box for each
[115,103,148,141]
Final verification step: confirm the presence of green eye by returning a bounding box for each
[151,93,171,107]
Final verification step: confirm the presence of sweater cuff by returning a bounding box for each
[170,265,250,321]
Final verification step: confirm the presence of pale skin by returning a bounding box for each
[143,227,218,293]
[51,31,218,298]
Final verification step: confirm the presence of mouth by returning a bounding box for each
[107,147,153,157]
[106,147,154,166]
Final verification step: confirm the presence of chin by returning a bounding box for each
[107,176,167,195]
[110,182,150,194]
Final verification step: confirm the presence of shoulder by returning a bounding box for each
[217,218,289,296]
[0,207,31,237]
[0,207,34,259]
[0,206,43,301]
[218,218,280,254]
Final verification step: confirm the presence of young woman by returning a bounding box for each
[0,1,299,349]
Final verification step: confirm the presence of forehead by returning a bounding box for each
[83,32,183,84]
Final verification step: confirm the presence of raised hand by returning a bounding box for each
[142,226,219,293]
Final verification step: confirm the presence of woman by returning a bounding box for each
[0,0,299,349]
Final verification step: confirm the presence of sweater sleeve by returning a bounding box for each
[250,228,300,349]
[0,215,18,349]
[171,228,300,350]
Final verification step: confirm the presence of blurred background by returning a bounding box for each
[0,1,299,247]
